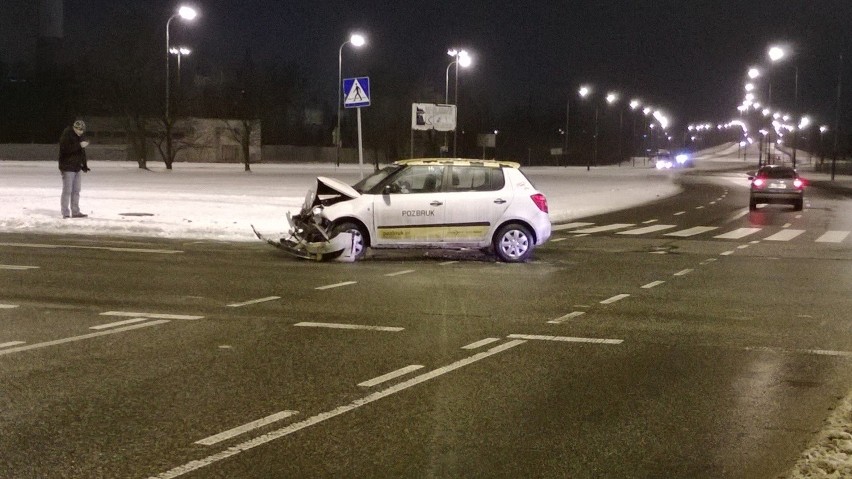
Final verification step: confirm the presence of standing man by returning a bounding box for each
[58,119,90,218]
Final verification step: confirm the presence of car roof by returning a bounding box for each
[394,158,521,169]
[758,165,797,173]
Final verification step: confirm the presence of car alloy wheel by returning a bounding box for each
[494,223,533,262]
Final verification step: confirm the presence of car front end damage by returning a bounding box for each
[252,177,360,261]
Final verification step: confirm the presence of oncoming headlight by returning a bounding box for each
[675,154,689,164]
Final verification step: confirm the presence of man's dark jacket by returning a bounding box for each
[58,127,88,172]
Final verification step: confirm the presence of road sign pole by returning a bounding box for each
[357,107,364,179]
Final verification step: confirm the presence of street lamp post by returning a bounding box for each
[337,33,366,166]
[629,99,640,167]
[578,85,594,171]
[446,49,471,157]
[164,6,196,168]
[606,92,621,166]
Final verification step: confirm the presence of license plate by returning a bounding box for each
[770,183,786,189]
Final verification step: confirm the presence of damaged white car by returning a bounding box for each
[254,159,551,262]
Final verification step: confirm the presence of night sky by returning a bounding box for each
[63,0,852,129]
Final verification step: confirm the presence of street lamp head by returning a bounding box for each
[745,83,754,92]
[458,50,472,68]
[642,106,652,116]
[629,99,641,110]
[748,67,761,79]
[798,116,811,129]
[819,125,828,133]
[768,45,785,62]
[350,33,366,47]
[578,85,591,98]
[605,92,619,104]
[178,6,197,20]
[170,46,191,55]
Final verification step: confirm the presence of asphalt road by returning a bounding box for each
[1,166,850,478]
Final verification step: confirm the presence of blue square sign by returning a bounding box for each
[343,77,370,108]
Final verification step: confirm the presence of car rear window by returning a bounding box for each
[448,166,505,192]
[759,167,797,179]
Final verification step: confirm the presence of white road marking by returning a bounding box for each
[462,337,501,350]
[737,245,750,249]
[358,365,424,388]
[552,222,595,231]
[714,228,762,239]
[720,250,735,256]
[695,206,704,209]
[816,231,850,243]
[673,269,693,276]
[547,311,586,324]
[665,226,718,237]
[573,233,590,237]
[617,224,677,235]
[709,201,716,205]
[0,320,170,356]
[507,334,623,345]
[0,341,26,349]
[699,258,717,265]
[294,322,404,332]
[152,340,526,479]
[749,240,761,244]
[549,237,568,243]
[650,251,668,255]
[572,223,635,233]
[0,265,39,270]
[764,229,805,241]
[90,317,155,330]
[0,242,182,254]
[600,294,630,304]
[227,296,281,308]
[673,211,686,216]
[744,346,852,358]
[729,209,750,220]
[315,281,357,290]
[385,270,415,277]
[439,261,459,265]
[795,215,803,219]
[642,219,659,224]
[0,304,20,309]
[195,410,299,446]
[641,280,666,289]
[101,311,204,320]
[782,223,792,228]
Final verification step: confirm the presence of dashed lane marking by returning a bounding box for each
[315,281,357,290]
[0,320,170,356]
[673,269,693,276]
[617,224,677,235]
[0,304,20,309]
[0,242,182,254]
[673,211,686,216]
[816,231,850,243]
[600,294,630,304]
[0,341,26,349]
[227,296,281,308]
[462,337,501,350]
[101,311,204,320]
[664,226,718,237]
[641,219,659,224]
[293,322,404,332]
[508,334,623,345]
[714,228,762,239]
[641,280,666,289]
[195,410,300,446]
[552,222,595,231]
[547,311,586,324]
[90,317,156,330]
[764,229,805,241]
[0,265,39,270]
[573,223,635,234]
[439,261,459,265]
[358,365,424,388]
[151,340,526,479]
[385,270,415,277]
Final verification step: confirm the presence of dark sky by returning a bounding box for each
[65,0,852,130]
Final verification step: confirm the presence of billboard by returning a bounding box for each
[411,103,457,132]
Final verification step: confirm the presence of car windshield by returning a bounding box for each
[351,164,405,193]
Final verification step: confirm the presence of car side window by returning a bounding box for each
[448,166,505,192]
[386,165,444,194]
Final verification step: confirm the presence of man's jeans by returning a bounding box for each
[60,170,83,217]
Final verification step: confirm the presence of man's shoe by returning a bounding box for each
[62,215,70,219]
[71,213,88,218]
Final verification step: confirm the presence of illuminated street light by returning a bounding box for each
[578,85,591,98]
[768,46,786,62]
[745,83,755,92]
[336,33,367,165]
[748,67,761,79]
[165,5,197,167]
[168,46,191,88]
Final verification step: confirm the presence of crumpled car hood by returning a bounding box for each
[302,176,361,210]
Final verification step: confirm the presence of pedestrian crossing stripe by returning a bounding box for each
[552,222,851,243]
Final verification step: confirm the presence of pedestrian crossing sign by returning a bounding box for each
[343,77,370,108]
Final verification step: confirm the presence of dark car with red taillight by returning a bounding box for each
[748,165,805,211]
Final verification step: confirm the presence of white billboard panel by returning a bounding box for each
[411,103,456,131]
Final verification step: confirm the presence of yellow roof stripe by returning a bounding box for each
[394,158,520,169]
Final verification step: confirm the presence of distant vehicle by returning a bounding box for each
[674,152,694,168]
[748,165,805,211]
[651,149,674,169]
[256,159,552,262]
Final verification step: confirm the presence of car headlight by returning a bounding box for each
[311,205,324,222]
[676,154,688,164]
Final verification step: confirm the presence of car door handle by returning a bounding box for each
[493,198,507,204]
[430,201,443,206]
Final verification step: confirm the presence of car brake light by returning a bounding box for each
[530,193,548,213]
[793,178,804,188]
[752,178,765,188]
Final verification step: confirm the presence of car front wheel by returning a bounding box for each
[332,221,368,261]
[493,223,534,263]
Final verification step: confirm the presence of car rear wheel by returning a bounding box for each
[332,221,367,261]
[493,223,533,263]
